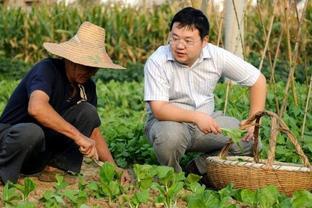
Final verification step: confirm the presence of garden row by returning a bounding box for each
[2,162,312,207]
[0,80,310,168]
[0,78,311,207]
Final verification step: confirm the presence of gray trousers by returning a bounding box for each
[0,102,100,184]
[145,112,256,174]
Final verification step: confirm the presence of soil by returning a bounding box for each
[0,159,188,207]
[0,158,112,207]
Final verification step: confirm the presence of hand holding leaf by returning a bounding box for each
[221,128,247,143]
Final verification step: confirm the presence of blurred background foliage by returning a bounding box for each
[0,0,311,83]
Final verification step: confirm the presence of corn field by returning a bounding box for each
[0,1,310,80]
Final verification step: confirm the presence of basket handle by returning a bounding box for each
[219,111,263,161]
[219,111,312,170]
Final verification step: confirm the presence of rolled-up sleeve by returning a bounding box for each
[144,58,170,102]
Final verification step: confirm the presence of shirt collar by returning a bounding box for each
[166,46,175,61]
[202,44,211,59]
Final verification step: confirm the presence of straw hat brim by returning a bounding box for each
[43,42,125,69]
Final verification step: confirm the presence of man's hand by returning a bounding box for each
[75,135,98,160]
[28,90,99,159]
[240,119,255,142]
[194,112,221,134]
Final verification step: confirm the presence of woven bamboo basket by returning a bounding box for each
[205,111,312,196]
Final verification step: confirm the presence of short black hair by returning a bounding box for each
[169,7,210,39]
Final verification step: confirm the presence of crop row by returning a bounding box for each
[0,80,310,167]
[2,162,312,207]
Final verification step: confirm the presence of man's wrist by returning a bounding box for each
[191,111,199,124]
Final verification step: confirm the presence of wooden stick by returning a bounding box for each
[301,76,312,140]
[279,0,308,116]
[258,0,277,71]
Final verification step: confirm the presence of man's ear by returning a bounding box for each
[167,31,172,44]
[202,35,209,47]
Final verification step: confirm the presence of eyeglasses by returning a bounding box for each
[169,37,202,48]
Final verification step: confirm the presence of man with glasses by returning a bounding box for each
[0,22,130,185]
[144,7,266,179]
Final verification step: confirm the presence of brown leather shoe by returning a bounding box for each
[184,160,216,189]
[38,167,78,184]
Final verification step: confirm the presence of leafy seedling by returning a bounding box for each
[13,178,36,201]
[221,128,247,144]
[3,182,22,206]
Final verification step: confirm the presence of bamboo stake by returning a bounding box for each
[294,0,301,24]
[23,13,29,62]
[290,1,299,110]
[255,1,282,113]
[258,0,278,72]
[279,0,307,116]
[223,81,232,114]
[255,2,274,70]
[216,13,224,47]
[271,29,283,84]
[301,76,312,141]
[271,29,284,114]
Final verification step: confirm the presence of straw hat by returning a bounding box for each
[43,21,125,69]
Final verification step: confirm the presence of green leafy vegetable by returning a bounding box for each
[221,128,247,143]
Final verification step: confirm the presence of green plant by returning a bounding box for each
[221,128,247,144]
[3,178,36,208]
[97,162,121,204]
[13,178,36,201]
[291,190,312,208]
[151,166,185,208]
[3,182,22,207]
[40,175,69,207]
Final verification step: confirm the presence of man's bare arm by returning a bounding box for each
[149,101,221,134]
[90,127,115,163]
[248,73,267,117]
[28,90,97,158]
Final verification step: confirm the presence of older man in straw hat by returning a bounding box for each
[0,21,130,184]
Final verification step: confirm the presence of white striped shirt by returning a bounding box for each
[144,43,260,116]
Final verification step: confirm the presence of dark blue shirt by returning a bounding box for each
[0,58,97,125]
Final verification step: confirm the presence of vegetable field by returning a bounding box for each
[0,0,311,207]
[0,79,311,207]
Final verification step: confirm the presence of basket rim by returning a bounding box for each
[206,156,311,172]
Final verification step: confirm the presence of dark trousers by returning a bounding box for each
[0,102,100,184]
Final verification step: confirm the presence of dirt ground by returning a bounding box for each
[0,159,189,207]
[0,158,113,207]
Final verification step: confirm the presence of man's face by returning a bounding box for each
[170,22,207,67]
[68,63,98,84]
